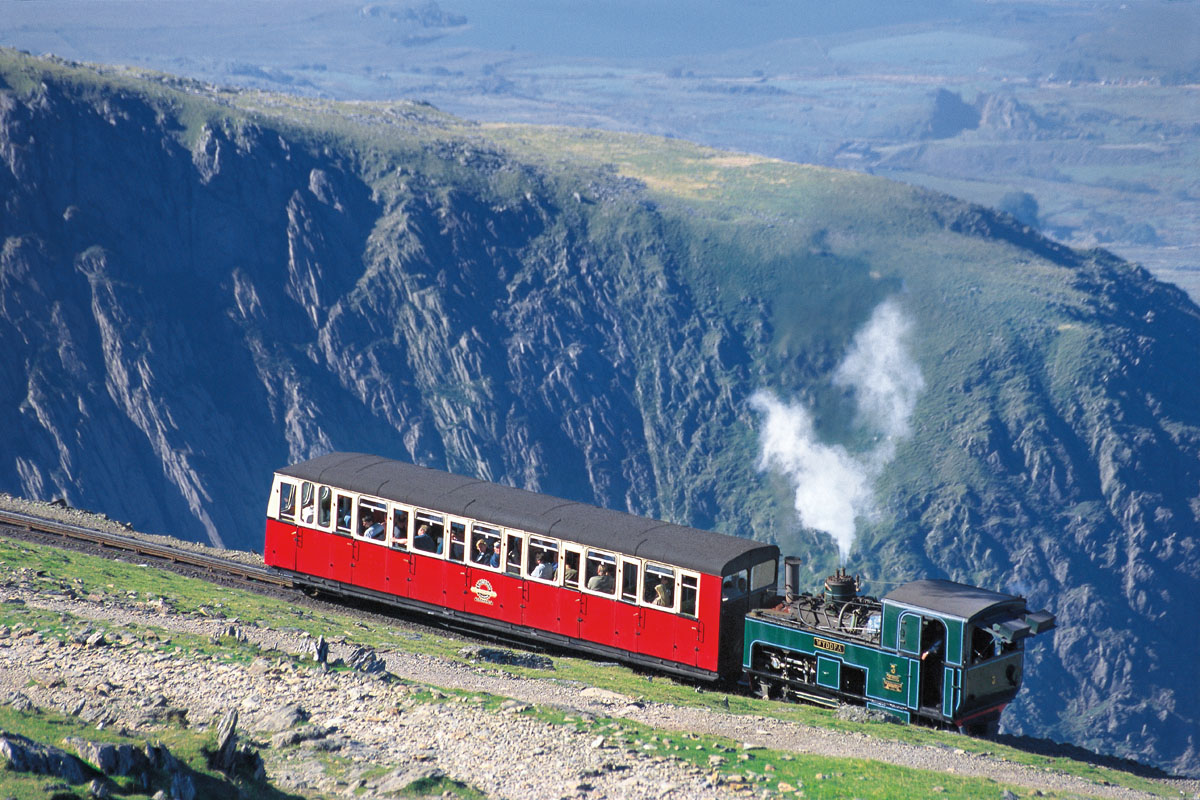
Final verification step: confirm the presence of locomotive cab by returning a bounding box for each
[882,579,1055,733]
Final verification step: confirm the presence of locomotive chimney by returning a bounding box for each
[784,556,803,604]
[824,568,858,605]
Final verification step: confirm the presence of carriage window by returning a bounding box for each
[680,574,699,617]
[643,563,676,610]
[335,495,354,535]
[563,548,582,589]
[317,486,332,528]
[299,482,316,523]
[620,560,640,603]
[390,506,410,550]
[278,481,297,520]
[447,521,467,562]
[526,536,559,581]
[751,559,777,592]
[470,523,501,568]
[505,532,524,576]
[412,510,445,555]
[584,550,617,595]
[355,498,387,543]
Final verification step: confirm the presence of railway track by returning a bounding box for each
[0,506,293,590]
[0,503,540,652]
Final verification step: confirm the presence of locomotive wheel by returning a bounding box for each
[755,677,776,701]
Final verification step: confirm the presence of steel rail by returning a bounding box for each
[0,507,292,588]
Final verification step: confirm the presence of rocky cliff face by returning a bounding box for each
[1,53,1198,776]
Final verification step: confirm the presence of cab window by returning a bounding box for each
[969,626,1003,663]
[722,571,748,600]
[751,559,777,592]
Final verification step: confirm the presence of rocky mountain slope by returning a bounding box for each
[1,51,1198,776]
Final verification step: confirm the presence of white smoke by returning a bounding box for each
[750,298,924,562]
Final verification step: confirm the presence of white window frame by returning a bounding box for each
[446,517,469,563]
[315,485,334,530]
[275,478,297,521]
[469,522,502,571]
[389,504,412,550]
[353,496,388,545]
[411,509,446,558]
[678,571,701,618]
[334,492,356,536]
[525,535,561,584]
[618,555,641,605]
[561,544,584,590]
[582,549,618,597]
[641,562,678,613]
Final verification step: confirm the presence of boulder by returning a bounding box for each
[457,646,553,670]
[169,769,196,800]
[343,644,387,674]
[213,708,239,772]
[0,731,85,783]
[257,703,308,733]
[66,737,151,777]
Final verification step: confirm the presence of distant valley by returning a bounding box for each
[4,0,1197,299]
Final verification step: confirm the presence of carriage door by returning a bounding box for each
[266,480,297,570]
[443,517,469,611]
[560,544,584,639]
[613,556,642,652]
[328,493,356,583]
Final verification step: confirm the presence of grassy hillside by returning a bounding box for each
[0,535,1187,800]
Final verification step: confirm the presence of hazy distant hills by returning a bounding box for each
[5,0,1197,300]
[1,51,1198,776]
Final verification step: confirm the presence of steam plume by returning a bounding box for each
[751,298,924,562]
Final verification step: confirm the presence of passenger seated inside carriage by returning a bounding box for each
[413,524,439,553]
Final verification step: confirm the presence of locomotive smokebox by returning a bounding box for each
[824,568,858,605]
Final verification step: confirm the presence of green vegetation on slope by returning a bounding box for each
[0,538,1181,799]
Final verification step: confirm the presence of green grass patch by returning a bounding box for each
[0,704,290,800]
[0,537,1175,798]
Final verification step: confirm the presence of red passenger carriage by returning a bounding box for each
[264,452,779,681]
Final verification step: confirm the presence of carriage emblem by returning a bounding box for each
[470,579,498,606]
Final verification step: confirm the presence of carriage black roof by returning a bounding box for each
[883,579,1026,621]
[277,452,778,576]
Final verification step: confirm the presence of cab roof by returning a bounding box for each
[277,452,778,577]
[883,579,1026,621]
